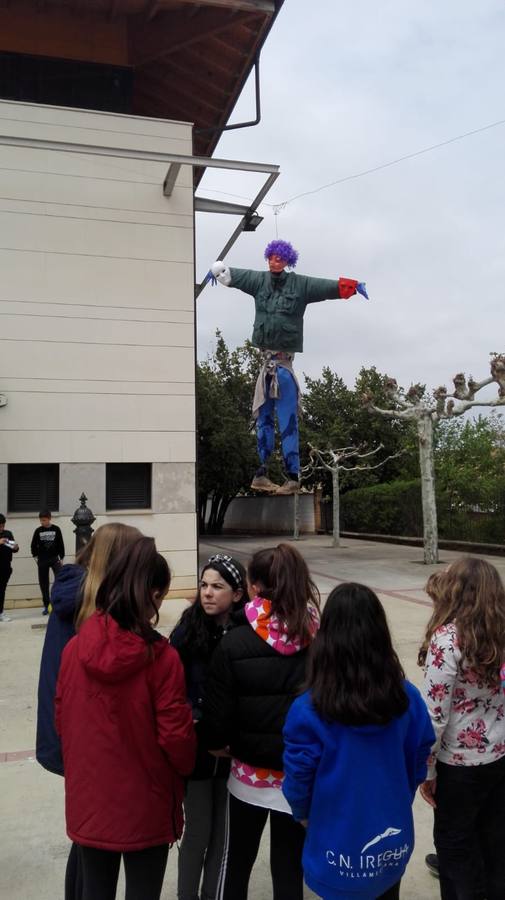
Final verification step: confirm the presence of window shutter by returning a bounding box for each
[8,464,59,513]
[106,464,151,511]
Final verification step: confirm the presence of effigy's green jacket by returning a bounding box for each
[229,268,342,353]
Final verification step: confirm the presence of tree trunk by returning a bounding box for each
[207,492,221,534]
[417,415,439,564]
[293,492,300,540]
[215,495,232,534]
[332,467,340,547]
[198,494,207,534]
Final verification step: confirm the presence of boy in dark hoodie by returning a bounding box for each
[31,510,65,614]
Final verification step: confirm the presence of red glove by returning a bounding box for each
[338,277,359,299]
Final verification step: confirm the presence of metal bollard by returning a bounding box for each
[71,493,96,553]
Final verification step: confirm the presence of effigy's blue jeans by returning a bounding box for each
[256,366,299,477]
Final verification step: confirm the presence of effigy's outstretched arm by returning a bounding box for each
[302,273,369,303]
[209,261,265,297]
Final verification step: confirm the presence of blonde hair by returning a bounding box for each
[418,557,505,680]
[75,523,141,628]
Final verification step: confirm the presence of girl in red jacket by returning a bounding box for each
[55,536,196,900]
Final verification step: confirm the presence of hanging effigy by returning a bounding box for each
[209,240,368,494]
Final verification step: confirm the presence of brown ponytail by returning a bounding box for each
[247,543,320,642]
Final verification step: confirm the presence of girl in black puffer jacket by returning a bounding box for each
[201,543,320,900]
[170,554,246,900]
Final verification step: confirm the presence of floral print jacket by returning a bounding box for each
[422,623,505,779]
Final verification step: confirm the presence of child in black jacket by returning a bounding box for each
[170,554,245,900]
[0,513,19,622]
[31,510,65,614]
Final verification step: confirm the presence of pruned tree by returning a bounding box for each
[300,365,416,493]
[363,354,505,564]
[303,442,405,547]
[197,332,260,534]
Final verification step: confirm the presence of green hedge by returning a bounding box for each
[340,480,423,536]
[339,478,505,544]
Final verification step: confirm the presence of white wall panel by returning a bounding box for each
[1,431,196,464]
[0,377,194,395]
[1,313,193,349]
[0,102,194,164]
[1,393,195,431]
[0,211,193,261]
[0,197,192,228]
[0,99,193,143]
[0,301,193,325]
[5,528,197,602]
[5,515,196,570]
[0,101,198,602]
[0,250,194,309]
[0,144,193,190]
[0,172,193,217]
[0,342,194,382]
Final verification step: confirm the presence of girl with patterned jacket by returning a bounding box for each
[200,543,320,900]
[418,558,505,900]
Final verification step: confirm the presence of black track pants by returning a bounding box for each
[217,793,305,900]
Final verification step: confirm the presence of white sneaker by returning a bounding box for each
[0,613,12,622]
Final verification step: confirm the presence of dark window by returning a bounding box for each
[0,51,133,114]
[8,464,59,513]
[106,463,152,511]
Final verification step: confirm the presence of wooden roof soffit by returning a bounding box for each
[158,1,274,12]
[128,8,262,67]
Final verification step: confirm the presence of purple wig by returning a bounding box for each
[264,239,299,268]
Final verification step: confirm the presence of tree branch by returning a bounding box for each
[443,396,505,417]
[340,448,406,473]
[304,443,400,476]
[368,403,418,421]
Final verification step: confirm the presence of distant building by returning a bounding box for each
[0,0,282,604]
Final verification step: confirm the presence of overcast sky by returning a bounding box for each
[195,0,505,403]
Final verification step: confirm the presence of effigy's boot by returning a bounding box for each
[276,479,300,495]
[250,475,281,493]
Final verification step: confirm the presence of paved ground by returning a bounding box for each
[4,534,501,899]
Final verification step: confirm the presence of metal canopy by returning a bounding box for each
[0,132,279,299]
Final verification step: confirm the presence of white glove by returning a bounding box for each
[211,260,231,286]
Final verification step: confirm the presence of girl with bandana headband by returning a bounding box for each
[170,554,246,900]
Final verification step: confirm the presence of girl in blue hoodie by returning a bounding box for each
[282,582,435,900]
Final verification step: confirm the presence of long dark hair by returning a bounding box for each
[247,543,320,643]
[306,583,408,725]
[95,536,170,645]
[172,555,246,659]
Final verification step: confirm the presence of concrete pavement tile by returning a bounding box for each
[0,537,452,898]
